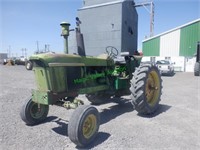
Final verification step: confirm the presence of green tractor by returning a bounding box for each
[20,0,162,147]
[20,22,162,147]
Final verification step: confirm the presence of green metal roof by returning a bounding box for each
[180,21,200,56]
[143,37,160,56]
[142,19,200,57]
[143,19,200,42]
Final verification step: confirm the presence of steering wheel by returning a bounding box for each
[106,46,119,59]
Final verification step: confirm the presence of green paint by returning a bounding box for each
[180,21,200,56]
[33,67,49,91]
[74,72,105,84]
[78,85,109,94]
[115,78,129,90]
[32,90,52,105]
[29,52,140,106]
[33,66,67,93]
[29,53,113,67]
[142,37,160,56]
[73,66,126,84]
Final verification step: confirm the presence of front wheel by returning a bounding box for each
[68,105,100,147]
[130,64,162,115]
[20,97,49,125]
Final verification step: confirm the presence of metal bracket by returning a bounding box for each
[62,99,84,109]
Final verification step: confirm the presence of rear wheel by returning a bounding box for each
[20,97,49,125]
[68,105,100,147]
[194,62,200,76]
[130,64,162,115]
[86,91,110,105]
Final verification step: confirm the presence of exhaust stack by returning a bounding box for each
[60,22,70,54]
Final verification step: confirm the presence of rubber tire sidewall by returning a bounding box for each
[68,105,100,147]
[130,64,162,115]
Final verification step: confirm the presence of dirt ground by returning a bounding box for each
[0,65,200,150]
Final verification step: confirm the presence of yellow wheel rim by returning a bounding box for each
[82,114,97,139]
[145,70,160,106]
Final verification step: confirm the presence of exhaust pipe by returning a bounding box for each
[60,22,70,54]
[60,19,86,56]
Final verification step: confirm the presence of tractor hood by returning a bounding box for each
[29,53,114,67]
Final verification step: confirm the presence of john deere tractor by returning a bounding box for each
[20,0,162,147]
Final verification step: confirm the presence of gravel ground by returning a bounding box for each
[0,65,200,150]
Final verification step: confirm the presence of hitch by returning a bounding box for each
[62,99,84,109]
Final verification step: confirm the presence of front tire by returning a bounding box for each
[20,97,49,125]
[130,64,162,115]
[68,105,100,147]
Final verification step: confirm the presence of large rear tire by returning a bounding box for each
[130,64,162,115]
[194,62,200,76]
[68,105,100,147]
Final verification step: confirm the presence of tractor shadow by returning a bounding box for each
[47,98,171,148]
[51,118,69,136]
[50,117,111,149]
[137,104,172,118]
[30,116,68,136]
[99,97,172,122]
[99,98,134,125]
[161,72,176,77]
[27,116,58,127]
[76,132,111,149]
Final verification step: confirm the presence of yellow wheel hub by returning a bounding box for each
[83,114,97,139]
[145,70,160,106]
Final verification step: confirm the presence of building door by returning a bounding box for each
[185,57,196,72]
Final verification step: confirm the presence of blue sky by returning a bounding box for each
[0,0,199,57]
